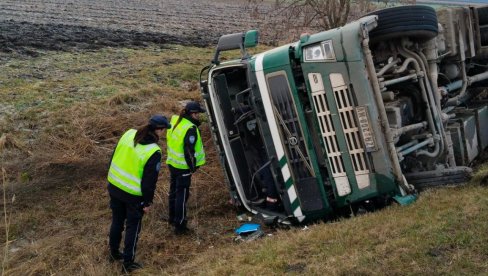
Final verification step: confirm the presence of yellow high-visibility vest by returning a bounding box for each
[107,129,161,196]
[166,115,205,169]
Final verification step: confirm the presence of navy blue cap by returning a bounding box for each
[149,114,170,129]
[185,101,206,113]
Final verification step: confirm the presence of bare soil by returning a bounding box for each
[0,0,267,55]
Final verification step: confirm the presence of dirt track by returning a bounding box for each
[0,0,267,54]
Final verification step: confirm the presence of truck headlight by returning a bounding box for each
[303,40,336,62]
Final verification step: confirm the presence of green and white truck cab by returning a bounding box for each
[200,5,488,224]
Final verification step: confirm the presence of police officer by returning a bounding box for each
[107,114,170,273]
[166,101,206,235]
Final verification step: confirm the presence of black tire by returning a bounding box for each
[364,5,438,43]
[404,167,472,190]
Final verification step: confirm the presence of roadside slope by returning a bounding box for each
[0,45,237,275]
[173,178,488,275]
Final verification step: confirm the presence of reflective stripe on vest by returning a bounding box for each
[107,129,161,196]
[166,115,206,169]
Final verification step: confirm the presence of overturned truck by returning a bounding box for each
[200,5,488,224]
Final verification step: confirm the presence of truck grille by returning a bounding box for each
[308,73,371,196]
[329,73,370,189]
[267,73,314,180]
[309,73,352,196]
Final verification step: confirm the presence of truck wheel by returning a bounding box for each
[365,5,438,43]
[404,167,472,190]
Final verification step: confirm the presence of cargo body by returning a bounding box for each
[200,5,488,224]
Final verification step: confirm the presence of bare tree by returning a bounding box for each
[265,0,351,28]
[246,0,370,45]
[374,0,417,8]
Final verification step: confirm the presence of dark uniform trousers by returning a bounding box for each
[168,165,192,228]
[109,196,144,263]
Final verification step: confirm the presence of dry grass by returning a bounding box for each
[0,45,235,275]
[174,181,488,275]
[1,168,11,275]
[0,134,23,153]
[1,44,488,275]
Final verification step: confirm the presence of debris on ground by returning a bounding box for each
[233,223,265,242]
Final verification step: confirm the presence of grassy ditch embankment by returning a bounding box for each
[0,45,236,275]
[0,45,487,275]
[176,174,488,275]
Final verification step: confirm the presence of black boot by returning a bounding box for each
[174,223,191,235]
[122,261,143,273]
[109,250,123,262]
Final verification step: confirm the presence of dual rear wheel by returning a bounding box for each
[364,5,438,43]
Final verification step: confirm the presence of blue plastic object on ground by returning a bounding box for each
[235,223,261,235]
[393,194,417,206]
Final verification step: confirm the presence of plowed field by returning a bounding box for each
[0,0,268,53]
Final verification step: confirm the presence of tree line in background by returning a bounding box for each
[246,0,417,45]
